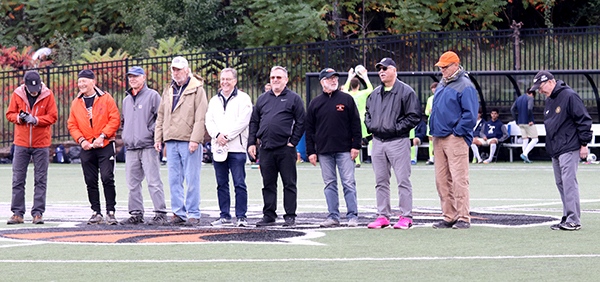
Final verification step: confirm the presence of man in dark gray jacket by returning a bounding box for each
[530,70,592,231]
[120,66,168,225]
[365,57,421,229]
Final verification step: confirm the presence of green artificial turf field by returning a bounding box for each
[0,161,599,281]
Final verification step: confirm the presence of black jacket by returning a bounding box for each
[248,87,305,149]
[365,79,421,141]
[305,89,362,156]
[544,80,592,158]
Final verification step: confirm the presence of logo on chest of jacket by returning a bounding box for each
[555,106,561,114]
[336,104,345,111]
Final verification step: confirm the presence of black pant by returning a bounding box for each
[259,145,297,220]
[80,142,116,214]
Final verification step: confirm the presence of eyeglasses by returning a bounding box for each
[378,66,388,72]
[323,76,338,81]
[438,63,454,71]
[220,78,235,82]
[270,76,284,80]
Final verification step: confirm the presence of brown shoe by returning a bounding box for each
[32,215,44,224]
[7,214,24,225]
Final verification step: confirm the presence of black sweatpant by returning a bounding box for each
[259,145,297,220]
[80,142,116,214]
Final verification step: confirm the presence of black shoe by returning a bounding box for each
[282,217,296,227]
[432,220,455,229]
[256,217,276,227]
[558,222,581,231]
[551,217,567,230]
[452,220,471,229]
[120,215,144,225]
[425,160,434,165]
[147,213,167,225]
[106,211,118,225]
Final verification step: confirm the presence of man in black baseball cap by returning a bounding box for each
[23,71,42,93]
[529,71,554,92]
[6,70,57,225]
[365,57,421,230]
[319,68,339,81]
[375,57,397,70]
[529,70,592,231]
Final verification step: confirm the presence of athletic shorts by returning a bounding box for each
[475,137,498,146]
[519,124,538,139]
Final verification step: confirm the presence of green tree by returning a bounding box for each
[230,0,329,47]
[122,0,240,55]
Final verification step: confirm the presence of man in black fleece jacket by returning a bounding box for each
[530,71,592,231]
[306,68,362,228]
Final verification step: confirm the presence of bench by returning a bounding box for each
[504,121,600,162]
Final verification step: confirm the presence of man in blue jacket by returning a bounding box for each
[306,68,362,228]
[365,58,421,229]
[429,51,479,229]
[511,90,538,163]
[530,71,592,231]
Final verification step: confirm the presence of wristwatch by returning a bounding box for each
[99,133,107,139]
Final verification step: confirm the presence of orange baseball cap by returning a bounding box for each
[435,51,460,67]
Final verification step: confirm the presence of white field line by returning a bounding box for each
[1,254,600,263]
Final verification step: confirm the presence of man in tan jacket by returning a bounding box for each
[154,56,208,226]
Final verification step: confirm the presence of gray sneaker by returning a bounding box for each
[320,218,340,227]
[120,215,144,225]
[347,218,359,227]
[106,211,118,225]
[236,218,248,227]
[87,212,104,225]
[210,218,232,226]
[147,213,167,225]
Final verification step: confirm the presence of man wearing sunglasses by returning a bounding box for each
[248,66,306,228]
[429,51,479,229]
[365,58,421,229]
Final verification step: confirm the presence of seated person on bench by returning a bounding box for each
[471,109,508,164]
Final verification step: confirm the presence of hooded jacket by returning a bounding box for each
[429,68,479,146]
[121,84,161,150]
[6,84,58,148]
[67,87,120,148]
[364,78,421,141]
[155,74,208,144]
[543,80,592,158]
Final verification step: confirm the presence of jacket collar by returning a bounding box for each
[442,66,465,84]
[77,86,105,98]
[126,84,148,96]
[550,80,567,99]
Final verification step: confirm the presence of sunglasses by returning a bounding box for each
[377,66,388,72]
[438,63,455,70]
[270,76,284,80]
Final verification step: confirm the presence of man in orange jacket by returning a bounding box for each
[67,69,121,225]
[6,71,57,225]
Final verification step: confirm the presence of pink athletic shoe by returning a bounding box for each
[393,217,413,229]
[367,217,390,229]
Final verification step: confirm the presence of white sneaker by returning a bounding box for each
[236,218,248,227]
[210,218,231,226]
[347,218,359,227]
[319,218,340,227]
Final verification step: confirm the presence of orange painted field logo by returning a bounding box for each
[0,226,305,244]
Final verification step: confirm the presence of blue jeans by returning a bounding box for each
[318,152,358,221]
[213,152,248,219]
[166,141,202,220]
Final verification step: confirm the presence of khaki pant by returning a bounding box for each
[433,135,470,223]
